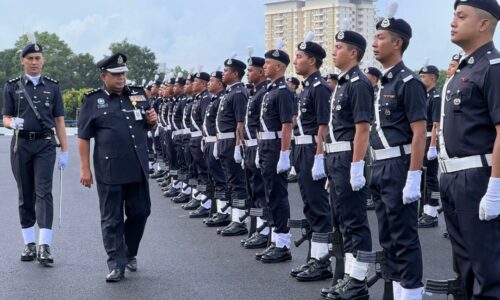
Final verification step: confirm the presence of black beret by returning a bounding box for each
[419,65,440,77]
[224,58,246,71]
[21,43,43,58]
[287,77,300,86]
[248,56,265,68]
[335,30,367,51]
[297,41,326,60]
[146,85,153,91]
[365,67,382,79]
[96,53,129,73]
[195,72,210,82]
[376,17,412,41]
[154,80,162,87]
[168,78,176,85]
[246,83,254,89]
[264,49,290,66]
[211,71,223,80]
[175,76,186,85]
[451,53,461,62]
[454,0,500,20]
[186,73,196,82]
[325,73,339,81]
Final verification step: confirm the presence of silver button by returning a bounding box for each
[131,135,135,138]
[126,116,129,120]
[105,156,109,159]
[135,145,137,148]
[129,126,132,128]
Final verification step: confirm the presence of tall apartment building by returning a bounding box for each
[265,0,378,75]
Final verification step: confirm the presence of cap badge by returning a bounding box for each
[337,31,345,40]
[299,42,307,50]
[381,18,391,28]
[34,44,40,51]
[117,55,124,64]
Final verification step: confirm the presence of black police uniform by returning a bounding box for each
[440,41,500,298]
[326,66,373,260]
[294,71,332,234]
[369,62,426,289]
[78,85,152,273]
[170,93,188,188]
[3,75,64,231]
[423,87,441,209]
[165,93,177,177]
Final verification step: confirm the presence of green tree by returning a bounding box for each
[0,48,22,109]
[68,53,101,89]
[109,39,158,84]
[63,88,92,120]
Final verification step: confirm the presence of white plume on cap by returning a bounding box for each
[154,74,159,81]
[216,65,221,72]
[385,0,399,18]
[141,79,146,86]
[340,19,351,31]
[177,72,183,78]
[26,32,36,44]
[274,38,285,50]
[423,57,430,67]
[304,31,315,43]
[198,65,203,72]
[188,67,194,75]
[248,46,254,57]
[230,52,237,59]
[147,80,154,86]
[163,73,169,82]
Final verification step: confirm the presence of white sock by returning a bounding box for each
[231,208,246,223]
[290,166,296,176]
[174,181,182,189]
[428,206,439,217]
[216,199,226,214]
[271,228,276,243]
[311,241,329,260]
[22,227,36,244]
[275,232,291,248]
[393,281,403,300]
[261,226,270,236]
[400,286,423,300]
[182,186,192,195]
[148,162,153,169]
[345,253,354,275]
[39,228,52,246]
[350,259,369,281]
[256,217,269,235]
[201,199,212,209]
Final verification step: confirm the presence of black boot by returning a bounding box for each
[290,260,315,277]
[189,206,210,218]
[220,222,248,236]
[418,213,438,228]
[163,186,180,198]
[243,233,268,249]
[261,246,292,263]
[21,243,37,261]
[172,192,191,203]
[322,275,351,298]
[295,258,333,282]
[326,277,369,300]
[37,244,54,266]
[182,199,201,210]
[205,213,231,227]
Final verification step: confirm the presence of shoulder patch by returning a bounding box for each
[128,85,144,89]
[313,81,321,87]
[433,94,440,98]
[279,85,286,89]
[8,77,21,83]
[402,75,414,83]
[43,76,59,84]
[490,58,500,65]
[350,76,359,83]
[85,88,102,97]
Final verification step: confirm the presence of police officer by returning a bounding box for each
[159,76,178,190]
[325,73,339,92]
[447,54,460,79]
[364,67,382,92]
[77,53,158,282]
[147,76,162,174]
[256,42,294,263]
[370,7,427,299]
[417,64,441,228]
[322,28,373,299]
[215,55,249,236]
[201,70,231,224]
[286,76,300,184]
[240,53,269,248]
[2,38,68,266]
[439,1,500,298]
[291,32,333,280]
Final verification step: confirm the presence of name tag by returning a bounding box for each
[130,95,146,102]
[134,109,143,120]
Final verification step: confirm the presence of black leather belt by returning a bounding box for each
[18,130,53,141]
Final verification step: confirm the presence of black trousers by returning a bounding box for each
[244,145,267,210]
[182,135,195,181]
[369,155,423,289]
[158,127,167,163]
[258,140,290,233]
[96,179,151,271]
[190,137,209,186]
[164,129,174,169]
[216,138,247,201]
[147,134,155,162]
[204,141,227,197]
[441,166,500,299]
[11,137,56,229]
[172,135,185,178]
[326,151,372,255]
[294,143,332,233]
[423,139,440,207]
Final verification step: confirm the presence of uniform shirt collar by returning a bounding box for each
[459,41,495,68]
[303,71,322,87]
[381,61,405,83]
[254,80,268,93]
[268,76,286,91]
[226,81,243,91]
[24,74,43,86]
[338,65,360,84]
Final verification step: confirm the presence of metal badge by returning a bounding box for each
[468,57,474,65]
[387,72,393,79]
[227,59,232,65]
[272,50,280,57]
[301,108,307,113]
[97,98,105,105]
[381,18,390,28]
[45,101,50,107]
[453,98,461,105]
[34,44,40,51]
[337,31,344,40]
[299,42,307,50]
[385,109,391,116]
[336,105,341,111]
[117,55,124,64]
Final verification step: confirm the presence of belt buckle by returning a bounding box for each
[29,132,36,140]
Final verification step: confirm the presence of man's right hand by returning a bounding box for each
[80,168,93,188]
[10,117,24,130]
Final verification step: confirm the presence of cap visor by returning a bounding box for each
[106,66,129,73]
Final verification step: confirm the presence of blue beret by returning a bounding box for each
[195,72,210,82]
[297,41,327,60]
[335,30,367,51]
[211,71,223,81]
[175,76,186,85]
[224,58,246,71]
[419,65,440,77]
[248,56,265,68]
[264,49,290,66]
[454,0,500,20]
[376,17,412,40]
[21,43,43,58]
[168,78,176,85]
[365,67,382,79]
[287,77,300,86]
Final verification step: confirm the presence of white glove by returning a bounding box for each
[479,177,500,221]
[213,142,219,160]
[10,117,24,130]
[276,150,291,174]
[311,153,327,181]
[427,146,438,160]
[147,131,152,138]
[234,145,242,163]
[402,170,422,205]
[255,148,260,169]
[350,161,366,191]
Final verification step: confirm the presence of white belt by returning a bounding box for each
[439,154,492,174]
[204,136,217,143]
[244,139,258,147]
[294,135,316,145]
[324,141,352,153]
[217,132,236,140]
[182,128,190,135]
[258,131,282,140]
[371,144,411,161]
[190,131,202,137]
[166,125,172,131]
[426,132,432,138]
[173,129,184,136]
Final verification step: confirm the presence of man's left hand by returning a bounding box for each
[58,151,69,170]
[146,109,158,125]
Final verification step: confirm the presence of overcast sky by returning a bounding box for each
[1,0,499,73]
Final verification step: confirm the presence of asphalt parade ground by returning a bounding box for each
[0,136,455,299]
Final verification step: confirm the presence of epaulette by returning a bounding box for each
[279,85,287,89]
[128,85,145,90]
[350,76,360,83]
[85,88,102,97]
[402,74,414,83]
[433,94,440,98]
[8,77,21,84]
[486,51,500,65]
[43,76,59,84]
[313,80,321,87]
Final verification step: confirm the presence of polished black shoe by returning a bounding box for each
[287,173,298,183]
[290,260,315,277]
[256,243,275,260]
[244,233,268,249]
[106,269,125,282]
[322,275,350,298]
[261,246,292,263]
[189,206,210,218]
[241,233,256,246]
[159,180,170,188]
[327,278,369,300]
[172,193,191,203]
[418,213,438,228]
[443,231,450,239]
[366,198,375,210]
[37,244,54,266]
[163,187,180,198]
[296,258,333,282]
[126,257,137,272]
[21,243,37,262]
[205,213,231,227]
[220,222,248,236]
[151,170,167,179]
[182,199,200,210]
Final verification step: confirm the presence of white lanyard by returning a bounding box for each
[259,92,270,133]
[373,82,391,149]
[172,100,180,131]
[190,96,202,132]
[296,92,306,136]
[438,76,454,160]
[182,103,189,129]
[215,95,225,134]
[245,96,254,137]
[328,84,340,143]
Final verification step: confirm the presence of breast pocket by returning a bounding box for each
[95,110,122,127]
[450,84,473,113]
